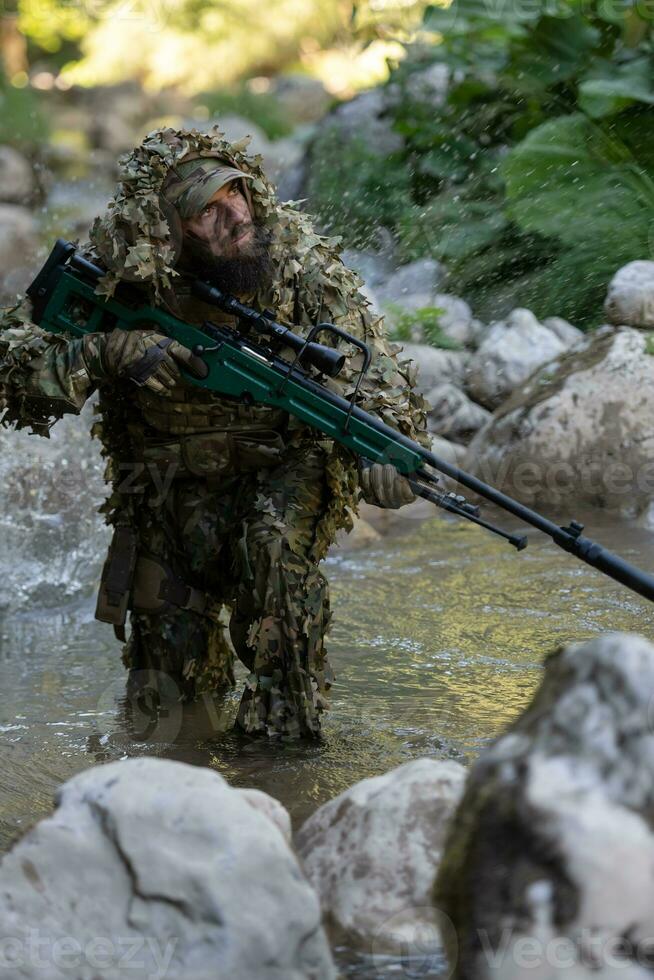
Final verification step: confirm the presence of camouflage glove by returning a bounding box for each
[358,461,416,509]
[81,328,207,395]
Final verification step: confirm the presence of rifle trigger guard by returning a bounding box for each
[306,323,372,433]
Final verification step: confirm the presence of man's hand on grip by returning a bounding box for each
[358,461,416,510]
[82,328,207,395]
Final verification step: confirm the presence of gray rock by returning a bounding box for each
[376,258,445,312]
[397,342,471,393]
[0,758,335,980]
[385,61,449,111]
[275,156,307,202]
[0,205,40,304]
[432,293,475,347]
[466,308,567,409]
[542,315,584,347]
[465,326,654,515]
[322,88,403,157]
[425,382,492,443]
[435,632,654,980]
[605,260,654,328]
[0,146,35,204]
[269,74,332,124]
[297,758,466,951]
[335,515,382,551]
[341,248,397,290]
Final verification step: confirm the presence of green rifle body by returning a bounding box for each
[22,239,654,604]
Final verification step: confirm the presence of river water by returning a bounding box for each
[1,413,653,978]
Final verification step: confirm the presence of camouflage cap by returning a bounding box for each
[164,158,254,219]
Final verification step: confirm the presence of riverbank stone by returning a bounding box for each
[605,260,654,328]
[466,308,568,409]
[465,326,654,515]
[398,343,470,393]
[0,146,35,205]
[435,632,654,980]
[296,758,466,951]
[0,757,335,980]
[425,382,492,443]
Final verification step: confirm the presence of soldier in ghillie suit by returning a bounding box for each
[0,126,428,738]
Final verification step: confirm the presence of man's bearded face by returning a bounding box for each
[179,181,273,295]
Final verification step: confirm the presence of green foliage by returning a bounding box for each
[305,131,413,249]
[198,87,295,140]
[306,0,654,327]
[0,74,47,148]
[386,305,461,349]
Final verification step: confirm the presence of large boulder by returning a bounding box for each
[465,326,654,515]
[604,260,654,328]
[397,343,471,393]
[0,758,335,980]
[0,146,35,205]
[466,308,568,409]
[385,61,449,111]
[542,315,584,347]
[435,632,654,980]
[269,74,332,124]
[0,205,41,304]
[297,758,466,951]
[375,258,445,316]
[318,88,403,157]
[425,382,492,443]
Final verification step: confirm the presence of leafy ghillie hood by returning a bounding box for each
[89,124,336,309]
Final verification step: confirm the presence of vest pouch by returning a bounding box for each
[180,429,285,478]
[230,429,285,471]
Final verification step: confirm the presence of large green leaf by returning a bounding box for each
[502,112,654,250]
[579,57,654,117]
[503,15,600,94]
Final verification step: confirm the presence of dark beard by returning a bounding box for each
[179,225,274,296]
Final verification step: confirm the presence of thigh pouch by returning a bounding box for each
[96,527,213,641]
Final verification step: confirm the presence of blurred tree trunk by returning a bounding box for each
[1,15,27,79]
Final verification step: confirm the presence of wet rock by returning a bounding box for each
[320,88,403,157]
[89,113,138,155]
[433,294,476,347]
[542,315,584,347]
[466,308,567,409]
[269,74,332,124]
[385,61,449,111]
[341,248,397,291]
[297,758,466,950]
[426,382,492,443]
[0,758,335,980]
[0,146,35,205]
[435,632,654,980]
[259,135,304,188]
[336,515,382,551]
[604,260,654,328]
[397,342,471,393]
[465,326,654,515]
[0,205,40,304]
[376,258,445,317]
[237,787,292,844]
[275,156,307,202]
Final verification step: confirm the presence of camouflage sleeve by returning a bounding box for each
[0,295,95,436]
[291,243,430,447]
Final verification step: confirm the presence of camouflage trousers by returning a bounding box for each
[122,442,334,738]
